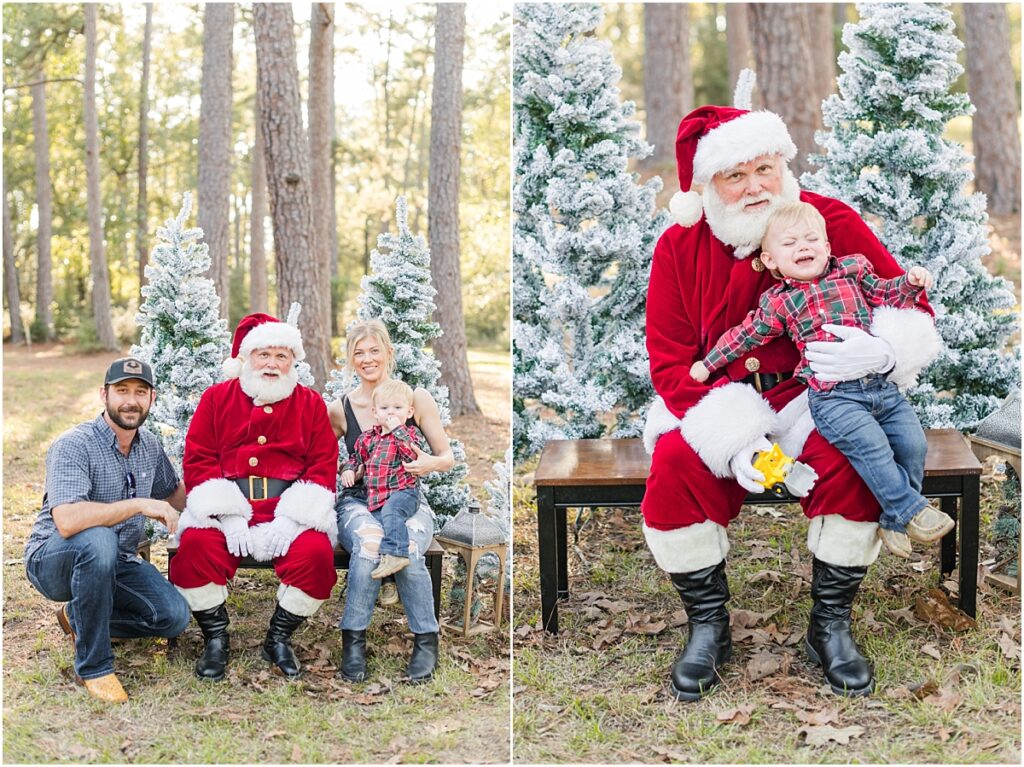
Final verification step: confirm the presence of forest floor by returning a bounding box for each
[1,344,510,764]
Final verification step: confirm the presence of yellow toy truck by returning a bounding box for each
[751,443,818,498]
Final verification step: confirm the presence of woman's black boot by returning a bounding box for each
[339,629,368,682]
[261,603,306,679]
[805,557,875,696]
[668,560,732,701]
[405,632,439,684]
[192,603,230,681]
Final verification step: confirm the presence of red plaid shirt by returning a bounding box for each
[702,254,926,391]
[345,424,424,511]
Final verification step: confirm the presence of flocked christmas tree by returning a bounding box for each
[325,196,471,529]
[131,193,230,471]
[512,3,669,459]
[803,2,1019,429]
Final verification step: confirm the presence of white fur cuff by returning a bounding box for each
[186,478,252,521]
[643,519,730,573]
[771,391,814,459]
[806,515,882,567]
[277,583,324,617]
[176,583,228,612]
[680,383,777,478]
[871,306,942,391]
[274,481,337,541]
[642,396,682,454]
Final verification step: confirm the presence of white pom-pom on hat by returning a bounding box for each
[669,190,704,227]
[222,356,243,379]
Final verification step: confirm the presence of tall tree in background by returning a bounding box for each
[963,3,1021,215]
[726,4,753,105]
[30,76,53,340]
[749,4,820,178]
[136,3,153,299]
[250,89,269,314]
[83,4,117,350]
[428,2,479,416]
[809,3,835,104]
[253,3,330,386]
[308,2,334,340]
[198,3,234,320]
[4,175,26,344]
[642,3,692,167]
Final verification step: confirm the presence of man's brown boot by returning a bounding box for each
[78,673,129,704]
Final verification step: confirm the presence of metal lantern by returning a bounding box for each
[436,501,508,636]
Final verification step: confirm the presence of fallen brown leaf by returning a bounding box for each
[651,745,691,762]
[920,643,942,660]
[290,745,302,761]
[594,598,638,614]
[796,707,839,726]
[997,632,1020,661]
[909,680,940,699]
[923,687,963,713]
[716,703,755,725]
[799,724,865,746]
[914,588,977,631]
[746,649,783,681]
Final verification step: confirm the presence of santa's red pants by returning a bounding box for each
[642,427,882,532]
[169,527,337,600]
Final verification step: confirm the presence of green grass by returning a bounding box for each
[2,344,509,764]
[512,458,1021,764]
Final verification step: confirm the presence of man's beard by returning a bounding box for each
[239,360,299,405]
[106,402,150,430]
[702,166,800,258]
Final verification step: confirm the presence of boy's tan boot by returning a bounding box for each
[905,505,955,543]
[878,527,913,558]
[371,555,410,579]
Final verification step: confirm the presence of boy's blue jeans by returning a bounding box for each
[25,527,191,680]
[377,487,420,558]
[808,373,929,533]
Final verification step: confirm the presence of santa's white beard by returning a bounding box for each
[239,360,299,404]
[702,166,801,258]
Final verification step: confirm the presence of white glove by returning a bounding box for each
[804,324,895,383]
[729,436,773,494]
[219,514,253,558]
[263,516,301,559]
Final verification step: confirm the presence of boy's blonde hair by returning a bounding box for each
[372,378,414,408]
[345,319,396,378]
[761,201,828,250]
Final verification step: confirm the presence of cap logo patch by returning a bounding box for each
[124,359,143,374]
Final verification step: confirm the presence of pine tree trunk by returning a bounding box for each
[250,88,269,314]
[749,4,820,178]
[809,3,835,103]
[84,4,117,351]
[3,174,26,344]
[963,3,1021,215]
[308,3,334,342]
[642,3,692,167]
[254,3,330,386]
[198,3,234,320]
[428,2,478,416]
[30,77,53,341]
[328,31,339,337]
[137,3,152,300]
[726,4,754,105]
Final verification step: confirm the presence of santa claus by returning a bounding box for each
[643,104,941,701]
[169,313,339,681]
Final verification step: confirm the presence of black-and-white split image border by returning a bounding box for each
[3,3,511,764]
[511,2,1021,763]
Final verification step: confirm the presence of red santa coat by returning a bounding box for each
[641,191,942,573]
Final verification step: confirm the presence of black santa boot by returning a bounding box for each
[668,560,732,701]
[192,603,230,681]
[339,629,368,682]
[805,557,875,696]
[261,603,307,679]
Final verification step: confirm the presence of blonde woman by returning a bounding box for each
[328,319,455,684]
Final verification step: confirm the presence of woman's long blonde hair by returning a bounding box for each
[345,319,397,379]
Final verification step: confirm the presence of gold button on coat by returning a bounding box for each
[263,406,273,414]
[751,258,765,273]
[249,457,259,467]
[744,357,761,372]
[257,436,267,445]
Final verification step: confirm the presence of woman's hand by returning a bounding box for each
[341,469,356,487]
[402,444,441,477]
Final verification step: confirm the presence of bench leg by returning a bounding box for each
[537,485,560,634]
[940,496,957,576]
[958,476,979,619]
[557,505,569,599]
[429,553,442,625]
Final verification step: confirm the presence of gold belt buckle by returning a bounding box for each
[249,475,267,501]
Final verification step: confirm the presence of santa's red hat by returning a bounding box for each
[669,105,797,227]
[222,312,305,379]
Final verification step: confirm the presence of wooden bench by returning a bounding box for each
[535,429,982,633]
[139,539,444,622]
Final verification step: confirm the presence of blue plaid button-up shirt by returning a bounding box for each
[24,413,179,564]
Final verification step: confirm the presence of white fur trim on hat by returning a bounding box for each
[680,382,777,478]
[693,111,797,185]
[870,306,942,391]
[276,583,325,617]
[669,190,704,227]
[643,519,730,574]
[642,395,682,454]
[807,515,882,567]
[273,481,338,546]
[175,582,228,612]
[185,477,252,522]
[239,320,305,362]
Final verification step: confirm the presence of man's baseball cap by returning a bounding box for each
[104,357,155,388]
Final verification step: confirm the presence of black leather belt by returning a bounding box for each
[234,477,293,501]
[742,371,793,393]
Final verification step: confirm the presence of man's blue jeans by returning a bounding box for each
[378,487,420,558]
[808,373,929,532]
[25,527,191,680]
[336,493,439,634]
